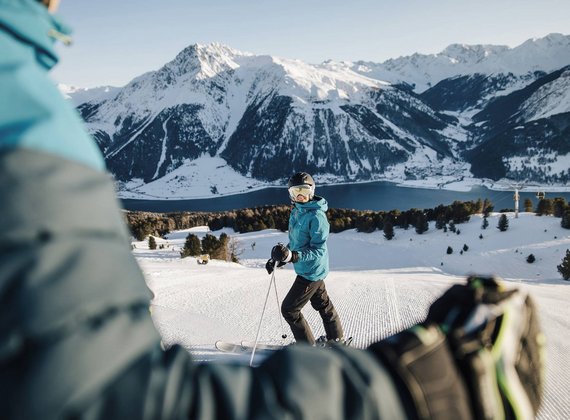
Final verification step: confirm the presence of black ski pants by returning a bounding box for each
[281,275,343,345]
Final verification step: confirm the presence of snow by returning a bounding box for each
[151,116,171,180]
[347,33,570,93]
[118,156,276,199]
[507,152,570,178]
[106,114,157,159]
[135,213,570,419]
[521,69,570,122]
[57,83,120,105]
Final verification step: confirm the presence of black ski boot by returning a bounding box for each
[316,336,353,348]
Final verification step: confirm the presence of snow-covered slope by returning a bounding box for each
[135,212,570,419]
[466,65,570,183]
[520,68,570,121]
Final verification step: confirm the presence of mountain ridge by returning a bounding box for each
[63,33,570,198]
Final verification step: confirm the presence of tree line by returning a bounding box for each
[127,197,570,240]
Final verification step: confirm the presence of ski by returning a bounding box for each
[215,341,247,353]
[216,337,352,354]
[241,341,286,351]
[215,340,283,354]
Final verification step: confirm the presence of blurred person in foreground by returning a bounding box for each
[0,0,545,419]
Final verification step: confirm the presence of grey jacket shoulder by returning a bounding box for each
[0,149,159,418]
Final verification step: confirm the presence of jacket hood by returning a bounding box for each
[0,0,72,69]
[294,196,328,212]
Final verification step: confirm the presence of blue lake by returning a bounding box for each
[121,182,570,212]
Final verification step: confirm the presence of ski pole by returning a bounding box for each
[250,267,275,367]
[271,269,287,339]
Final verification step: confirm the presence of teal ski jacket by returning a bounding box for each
[288,196,330,281]
[0,0,105,170]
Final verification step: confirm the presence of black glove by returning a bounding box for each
[271,243,299,263]
[425,275,544,420]
[265,258,285,274]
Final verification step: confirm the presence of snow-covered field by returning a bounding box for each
[135,213,570,419]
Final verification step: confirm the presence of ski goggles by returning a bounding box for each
[288,184,315,200]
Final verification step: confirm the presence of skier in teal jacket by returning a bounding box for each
[0,1,545,419]
[268,172,344,345]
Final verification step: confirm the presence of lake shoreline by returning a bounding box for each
[118,177,570,202]
[120,182,570,213]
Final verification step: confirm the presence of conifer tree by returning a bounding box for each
[180,233,201,258]
[553,198,567,218]
[451,201,471,224]
[265,215,276,229]
[523,198,534,213]
[356,216,376,233]
[536,199,554,216]
[435,214,446,230]
[415,213,429,234]
[330,218,346,233]
[148,236,157,250]
[201,234,221,258]
[474,198,484,214]
[481,217,489,230]
[497,214,509,232]
[557,249,570,280]
[217,233,230,261]
[483,199,493,217]
[561,210,570,230]
[383,221,395,240]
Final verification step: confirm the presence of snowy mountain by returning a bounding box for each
[347,33,570,93]
[80,43,467,185]
[71,34,570,198]
[58,84,120,106]
[467,66,570,182]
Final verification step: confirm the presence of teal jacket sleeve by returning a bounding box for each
[0,4,105,171]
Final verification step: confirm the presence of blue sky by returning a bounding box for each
[52,0,570,88]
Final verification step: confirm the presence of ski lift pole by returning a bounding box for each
[250,267,275,367]
[514,188,520,218]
